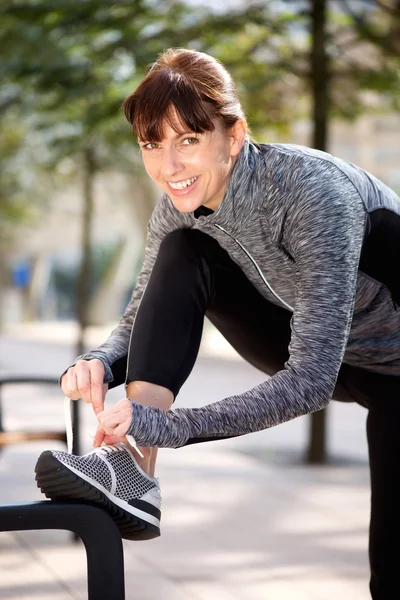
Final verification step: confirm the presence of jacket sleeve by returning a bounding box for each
[62,195,180,388]
[127,163,367,447]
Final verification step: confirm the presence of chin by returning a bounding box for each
[171,198,204,214]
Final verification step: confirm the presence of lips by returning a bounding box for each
[167,176,200,196]
[168,176,198,190]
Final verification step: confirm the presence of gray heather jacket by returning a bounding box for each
[73,141,400,448]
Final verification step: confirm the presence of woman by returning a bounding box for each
[35,48,400,598]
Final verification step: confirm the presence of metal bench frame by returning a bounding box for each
[0,501,125,600]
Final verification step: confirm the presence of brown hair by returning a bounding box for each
[122,48,247,142]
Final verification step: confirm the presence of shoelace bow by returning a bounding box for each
[64,396,144,458]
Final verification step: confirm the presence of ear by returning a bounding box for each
[229,119,247,157]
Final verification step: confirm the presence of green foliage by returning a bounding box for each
[1,0,399,245]
[0,113,42,248]
[277,0,400,122]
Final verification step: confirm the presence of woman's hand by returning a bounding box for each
[61,359,108,415]
[94,398,133,447]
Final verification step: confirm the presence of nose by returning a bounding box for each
[160,147,183,179]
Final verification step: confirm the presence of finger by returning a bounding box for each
[102,433,127,446]
[104,398,131,415]
[63,369,81,400]
[114,419,131,438]
[103,382,109,400]
[60,373,69,397]
[96,398,131,421]
[93,423,106,448]
[97,408,132,434]
[97,413,124,435]
[89,360,106,415]
[74,362,92,404]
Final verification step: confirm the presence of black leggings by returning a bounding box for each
[127,229,400,600]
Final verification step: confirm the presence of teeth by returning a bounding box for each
[169,176,198,190]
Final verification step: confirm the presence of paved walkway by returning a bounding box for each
[0,323,371,599]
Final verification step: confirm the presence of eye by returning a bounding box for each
[141,142,160,150]
[182,137,199,146]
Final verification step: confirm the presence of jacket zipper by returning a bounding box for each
[214,223,294,312]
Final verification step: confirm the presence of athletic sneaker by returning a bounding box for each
[34,442,161,541]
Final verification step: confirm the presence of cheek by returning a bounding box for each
[211,152,231,181]
[209,142,231,169]
[198,148,227,177]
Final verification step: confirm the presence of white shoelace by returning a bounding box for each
[64,396,73,454]
[63,396,144,458]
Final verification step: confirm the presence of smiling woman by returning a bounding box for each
[136,112,245,213]
[35,47,400,598]
[122,49,247,212]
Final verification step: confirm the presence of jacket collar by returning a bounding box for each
[195,139,264,225]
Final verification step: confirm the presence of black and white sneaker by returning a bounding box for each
[34,442,161,541]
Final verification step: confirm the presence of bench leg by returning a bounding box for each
[0,501,125,600]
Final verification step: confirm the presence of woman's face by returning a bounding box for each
[138,110,245,213]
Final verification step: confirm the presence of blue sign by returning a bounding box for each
[12,261,31,289]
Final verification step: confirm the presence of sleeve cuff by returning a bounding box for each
[59,353,115,387]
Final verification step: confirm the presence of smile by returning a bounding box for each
[168,176,198,190]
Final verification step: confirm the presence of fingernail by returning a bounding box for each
[94,408,100,414]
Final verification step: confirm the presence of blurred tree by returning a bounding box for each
[1,1,161,352]
[0,119,32,249]
[339,0,400,113]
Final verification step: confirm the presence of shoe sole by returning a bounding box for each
[34,451,160,541]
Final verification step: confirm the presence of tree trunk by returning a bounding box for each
[311,0,329,151]
[306,0,330,464]
[76,145,95,355]
[389,0,400,54]
[73,145,96,455]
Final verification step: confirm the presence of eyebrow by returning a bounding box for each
[139,130,197,144]
[173,130,195,138]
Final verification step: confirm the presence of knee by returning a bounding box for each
[152,228,223,300]
[157,229,213,264]
[150,229,211,290]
